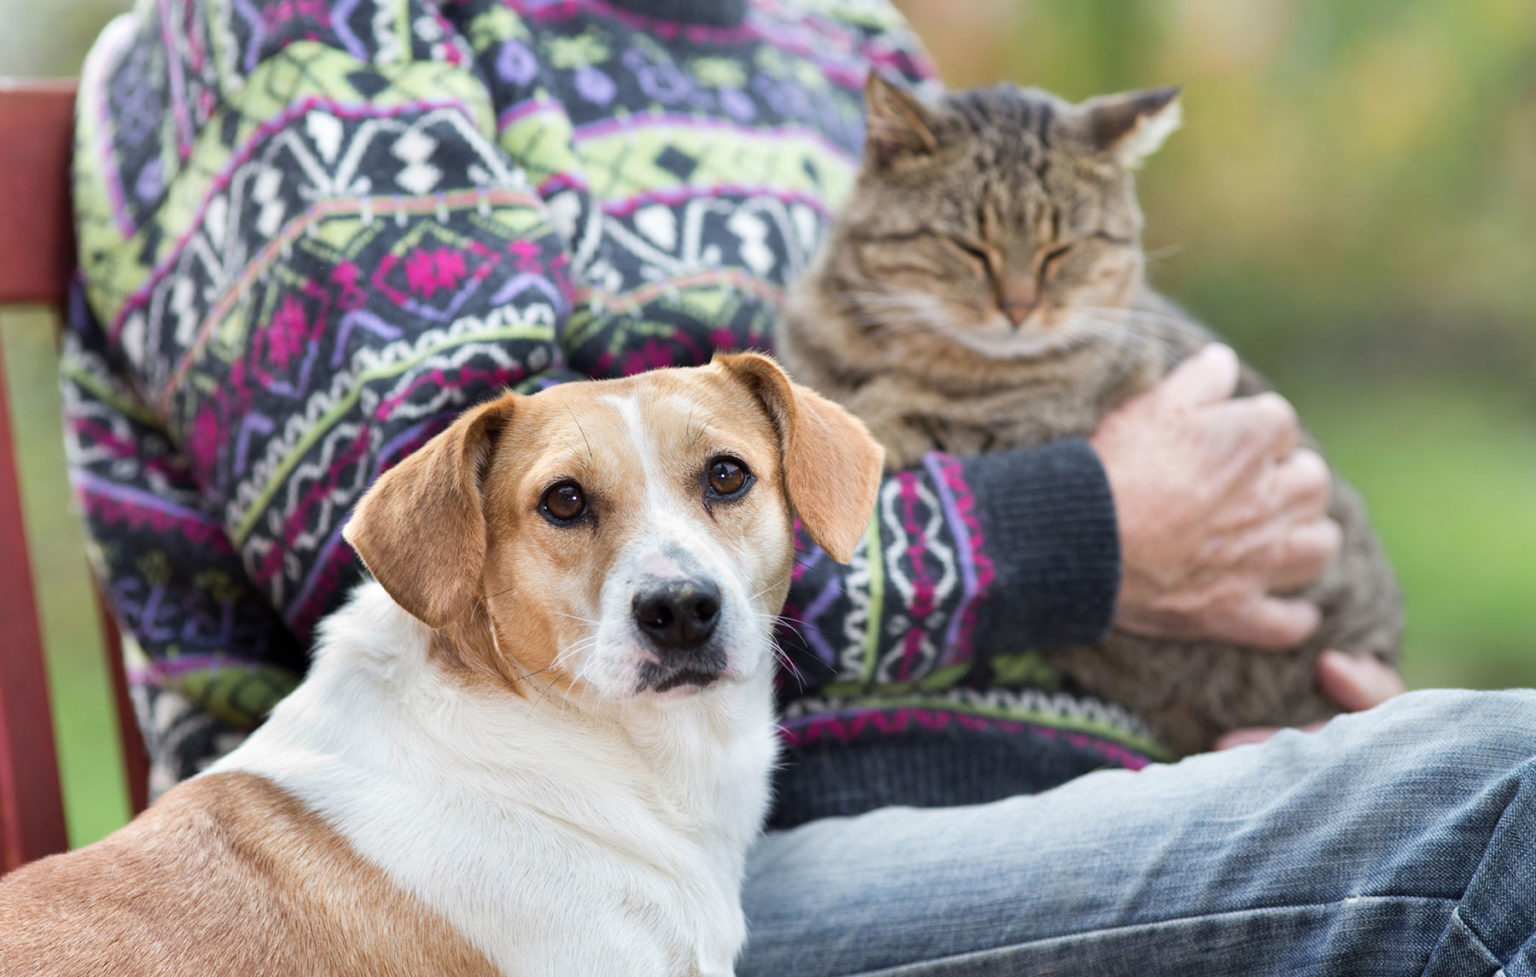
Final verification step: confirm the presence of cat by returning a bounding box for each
[776,73,1403,757]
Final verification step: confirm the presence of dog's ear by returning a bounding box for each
[343,394,518,628]
[714,353,884,564]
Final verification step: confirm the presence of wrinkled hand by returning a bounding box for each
[1090,344,1341,649]
[1213,651,1407,749]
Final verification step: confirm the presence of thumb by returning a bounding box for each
[1157,344,1241,409]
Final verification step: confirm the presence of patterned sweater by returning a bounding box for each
[65,0,1155,825]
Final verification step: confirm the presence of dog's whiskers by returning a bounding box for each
[771,643,807,692]
[520,635,601,713]
[772,615,806,641]
[747,582,783,603]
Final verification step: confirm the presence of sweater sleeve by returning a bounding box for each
[70,1,582,779]
[59,302,301,788]
[776,440,1121,695]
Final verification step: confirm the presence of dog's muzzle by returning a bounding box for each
[632,577,728,692]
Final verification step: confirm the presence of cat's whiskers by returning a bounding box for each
[844,289,960,338]
[1070,306,1187,355]
[1074,328,1165,362]
[1073,303,1188,325]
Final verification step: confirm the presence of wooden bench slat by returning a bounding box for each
[0,79,147,871]
[0,80,77,306]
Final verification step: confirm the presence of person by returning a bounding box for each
[64,1,1532,973]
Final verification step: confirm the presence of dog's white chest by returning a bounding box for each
[212,594,777,977]
[339,787,750,976]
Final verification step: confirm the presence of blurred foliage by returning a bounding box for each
[1,0,1533,846]
[0,0,127,76]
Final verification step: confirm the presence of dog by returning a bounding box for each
[0,353,883,977]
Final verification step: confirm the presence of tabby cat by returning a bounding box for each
[777,74,1403,756]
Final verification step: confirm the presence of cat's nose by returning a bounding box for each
[1001,300,1036,326]
[999,281,1038,327]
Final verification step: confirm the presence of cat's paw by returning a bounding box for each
[864,419,931,471]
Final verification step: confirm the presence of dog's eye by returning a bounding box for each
[706,457,751,499]
[541,480,587,523]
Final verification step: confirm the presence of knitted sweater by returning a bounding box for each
[65,0,1155,825]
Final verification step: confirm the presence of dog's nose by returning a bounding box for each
[633,579,721,651]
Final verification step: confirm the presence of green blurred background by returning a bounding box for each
[2,0,1533,848]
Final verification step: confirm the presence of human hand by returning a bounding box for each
[1090,344,1341,649]
[1212,650,1407,749]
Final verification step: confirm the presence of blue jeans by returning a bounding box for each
[738,689,1536,976]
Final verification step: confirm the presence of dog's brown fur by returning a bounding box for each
[0,772,496,977]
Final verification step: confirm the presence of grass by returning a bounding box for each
[2,310,1532,847]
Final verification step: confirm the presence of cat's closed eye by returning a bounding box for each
[950,238,998,276]
[1040,244,1074,276]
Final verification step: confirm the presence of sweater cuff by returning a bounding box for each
[963,438,1121,651]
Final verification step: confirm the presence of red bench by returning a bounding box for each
[0,79,148,873]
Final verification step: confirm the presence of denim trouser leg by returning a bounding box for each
[739,689,1536,977]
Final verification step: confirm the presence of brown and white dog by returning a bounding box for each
[0,353,883,977]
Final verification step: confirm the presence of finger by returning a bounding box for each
[1317,650,1405,712]
[1217,595,1321,650]
[1269,517,1342,591]
[1272,449,1332,519]
[1217,391,1300,460]
[1159,344,1240,409]
[1213,727,1279,750]
[1214,720,1328,751]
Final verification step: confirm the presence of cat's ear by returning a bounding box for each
[1083,86,1182,168]
[864,72,938,167]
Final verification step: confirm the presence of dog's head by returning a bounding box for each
[343,353,883,703]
